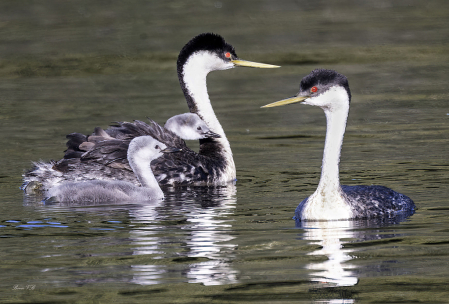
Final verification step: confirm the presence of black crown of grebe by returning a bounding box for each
[22,34,278,190]
[46,136,180,203]
[262,69,415,221]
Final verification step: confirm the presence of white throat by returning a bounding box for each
[128,148,164,199]
[181,52,236,182]
[182,52,231,137]
[302,86,353,220]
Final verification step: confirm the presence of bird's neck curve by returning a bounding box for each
[178,52,227,138]
[317,104,348,194]
[128,151,164,199]
[177,52,235,182]
[303,88,352,220]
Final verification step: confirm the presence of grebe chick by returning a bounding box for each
[23,33,279,188]
[262,69,415,221]
[23,113,219,192]
[164,113,221,140]
[46,136,178,203]
[76,113,220,152]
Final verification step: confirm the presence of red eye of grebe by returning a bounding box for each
[311,86,318,93]
[225,52,231,58]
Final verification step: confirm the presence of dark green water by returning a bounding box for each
[1,1,449,303]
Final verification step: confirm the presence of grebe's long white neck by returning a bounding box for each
[261,71,354,220]
[181,52,230,140]
[175,33,279,184]
[316,88,350,195]
[304,86,353,220]
[127,140,164,199]
[179,50,236,183]
[181,53,236,182]
[173,33,279,184]
[262,69,416,221]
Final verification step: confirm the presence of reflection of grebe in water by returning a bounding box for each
[262,69,415,221]
[299,215,413,291]
[184,186,238,285]
[130,184,238,286]
[302,221,358,288]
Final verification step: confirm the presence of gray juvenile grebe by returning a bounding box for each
[46,136,178,203]
[164,113,221,140]
[75,113,220,152]
[23,33,279,189]
[262,69,415,221]
[23,113,221,192]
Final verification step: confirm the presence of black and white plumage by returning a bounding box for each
[69,113,220,162]
[23,33,279,189]
[46,136,177,203]
[23,113,221,191]
[262,69,415,221]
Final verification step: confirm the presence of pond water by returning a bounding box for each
[1,1,449,303]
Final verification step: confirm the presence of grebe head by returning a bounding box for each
[128,136,179,164]
[177,33,279,75]
[261,69,351,110]
[164,113,221,140]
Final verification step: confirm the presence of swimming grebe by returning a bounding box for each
[262,69,415,220]
[23,33,279,188]
[46,136,178,203]
[23,113,220,192]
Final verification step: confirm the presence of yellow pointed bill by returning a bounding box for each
[261,95,309,108]
[231,59,280,68]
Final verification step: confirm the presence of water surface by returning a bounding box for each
[1,1,449,303]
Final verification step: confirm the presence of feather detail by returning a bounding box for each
[52,119,230,185]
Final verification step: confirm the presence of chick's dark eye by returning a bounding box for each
[155,145,160,150]
[197,126,202,130]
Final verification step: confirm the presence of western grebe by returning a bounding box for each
[46,136,179,203]
[23,113,220,192]
[262,69,415,221]
[23,33,279,189]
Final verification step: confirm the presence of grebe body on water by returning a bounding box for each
[44,113,214,202]
[23,33,279,190]
[262,69,415,221]
[23,113,220,192]
[46,136,179,203]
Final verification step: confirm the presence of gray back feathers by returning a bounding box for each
[46,136,167,203]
